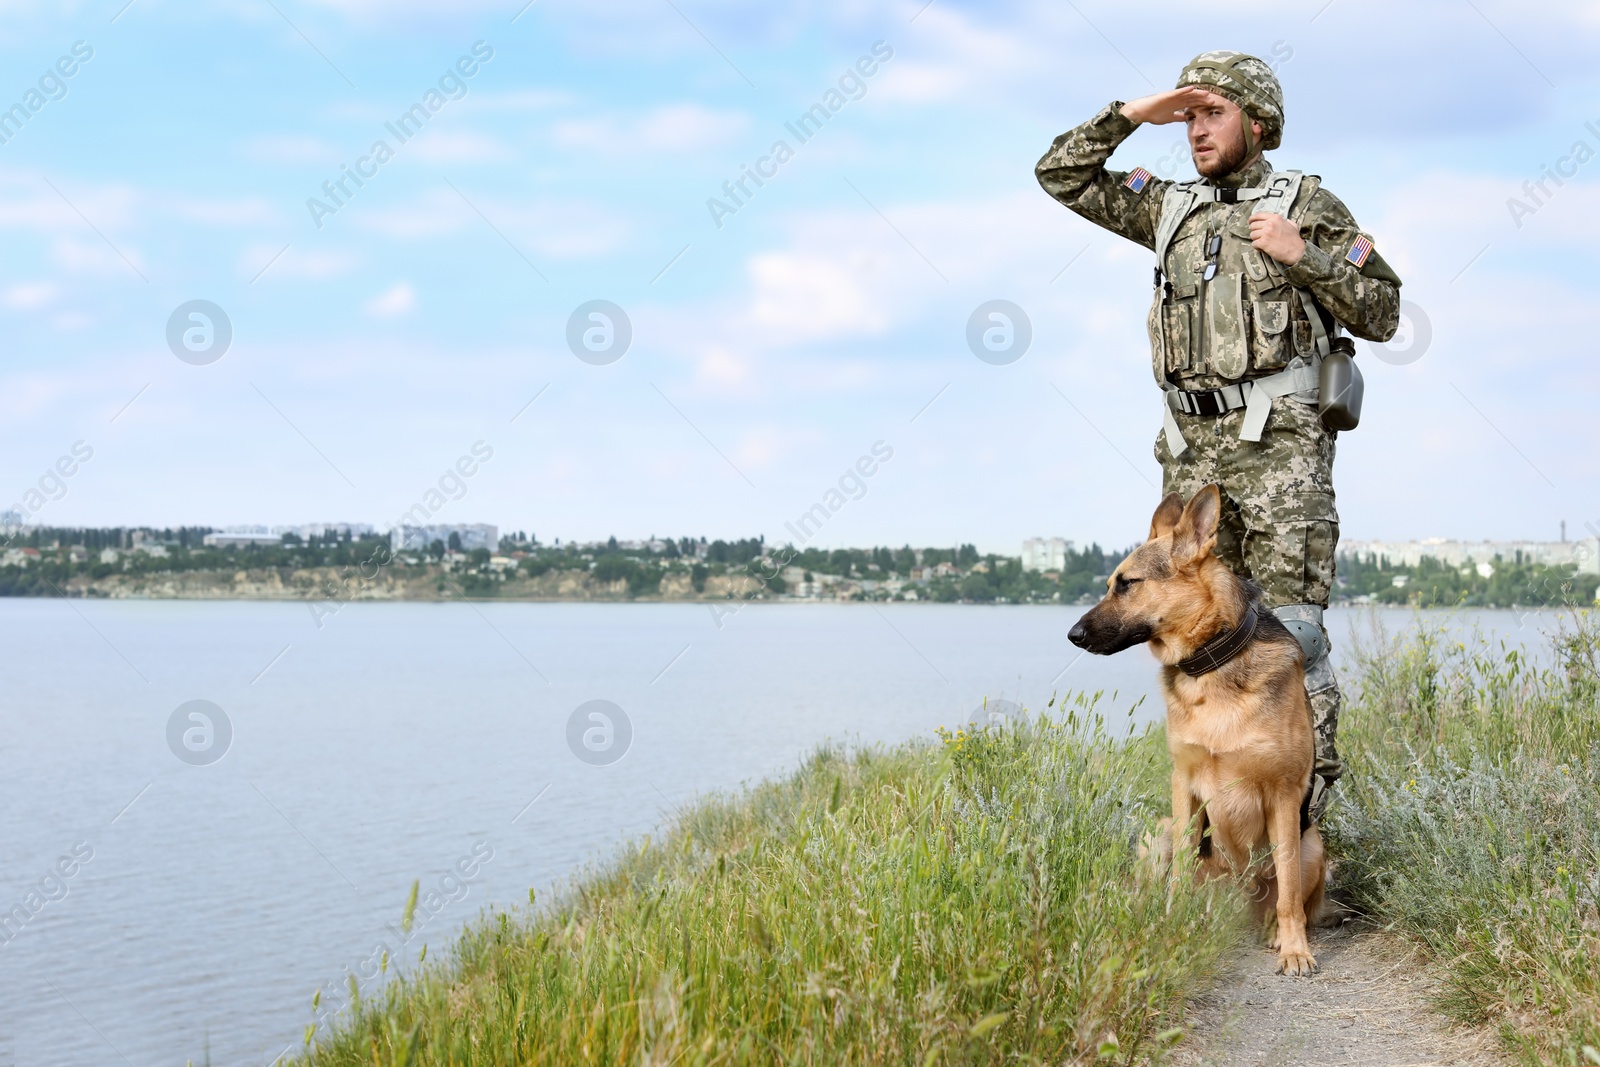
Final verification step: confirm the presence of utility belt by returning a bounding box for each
[1160,359,1321,457]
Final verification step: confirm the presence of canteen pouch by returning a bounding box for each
[1318,338,1363,431]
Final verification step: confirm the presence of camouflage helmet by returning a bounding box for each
[1176,50,1283,153]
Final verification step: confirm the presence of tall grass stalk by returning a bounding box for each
[1329,610,1600,1066]
[295,695,1243,1066]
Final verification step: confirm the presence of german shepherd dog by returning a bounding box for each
[1068,485,1325,975]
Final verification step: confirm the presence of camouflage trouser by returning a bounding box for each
[1154,392,1344,782]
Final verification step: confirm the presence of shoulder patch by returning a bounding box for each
[1346,234,1374,268]
[1124,166,1152,193]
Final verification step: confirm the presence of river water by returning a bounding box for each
[0,599,1571,1065]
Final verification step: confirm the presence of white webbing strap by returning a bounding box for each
[1246,171,1333,360]
[1153,178,1280,270]
[1153,184,1199,281]
[1161,386,1188,457]
[1162,359,1316,452]
[1293,286,1332,359]
[1239,360,1321,442]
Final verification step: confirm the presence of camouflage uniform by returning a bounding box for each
[1034,64,1402,807]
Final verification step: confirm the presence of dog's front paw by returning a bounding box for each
[1274,948,1318,977]
[1137,818,1174,880]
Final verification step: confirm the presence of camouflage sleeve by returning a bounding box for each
[1282,187,1402,343]
[1035,101,1166,251]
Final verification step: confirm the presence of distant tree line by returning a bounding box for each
[1338,553,1600,608]
[1,525,1138,604]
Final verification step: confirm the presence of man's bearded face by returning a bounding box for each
[1184,90,1259,178]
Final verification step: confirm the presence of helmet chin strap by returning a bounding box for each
[1240,108,1258,158]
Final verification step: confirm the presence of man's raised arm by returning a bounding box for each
[1035,88,1213,250]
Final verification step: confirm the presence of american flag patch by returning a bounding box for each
[1347,234,1374,268]
[1124,166,1152,193]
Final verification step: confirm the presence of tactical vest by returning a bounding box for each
[1149,170,1336,383]
[1149,170,1340,455]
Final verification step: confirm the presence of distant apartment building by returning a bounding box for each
[197,523,381,548]
[392,523,499,553]
[1340,537,1600,575]
[202,532,278,549]
[1022,537,1072,573]
[608,538,665,553]
[271,522,377,540]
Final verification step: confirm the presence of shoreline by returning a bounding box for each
[7,541,1593,610]
[0,588,1584,612]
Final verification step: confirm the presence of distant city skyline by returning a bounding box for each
[6,509,1597,565]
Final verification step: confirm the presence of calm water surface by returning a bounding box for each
[0,599,1570,1065]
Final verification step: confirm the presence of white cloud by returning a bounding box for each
[525,203,629,258]
[1358,166,1600,292]
[353,187,628,257]
[746,250,891,342]
[870,60,971,104]
[694,346,751,388]
[4,281,57,308]
[49,235,145,277]
[639,104,751,150]
[732,424,786,471]
[237,134,343,164]
[351,188,465,239]
[715,188,1111,357]
[457,89,573,114]
[0,179,138,234]
[170,196,281,226]
[364,282,416,317]
[0,367,85,420]
[304,0,505,13]
[407,129,513,163]
[872,3,1040,104]
[240,243,360,282]
[553,104,749,155]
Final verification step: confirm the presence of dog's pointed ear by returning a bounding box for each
[1172,484,1221,566]
[1148,492,1185,541]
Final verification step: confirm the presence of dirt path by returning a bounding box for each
[1171,921,1506,1067]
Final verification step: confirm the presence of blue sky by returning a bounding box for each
[1,0,1596,552]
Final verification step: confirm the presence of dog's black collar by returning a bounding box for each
[1176,605,1258,677]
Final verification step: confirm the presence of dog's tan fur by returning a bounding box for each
[1070,485,1325,975]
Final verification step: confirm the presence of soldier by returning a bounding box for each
[1035,51,1403,821]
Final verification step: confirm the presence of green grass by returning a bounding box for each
[1327,609,1600,1066]
[290,695,1244,1066]
[287,611,1600,1066]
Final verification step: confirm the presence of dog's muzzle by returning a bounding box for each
[1069,613,1151,656]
